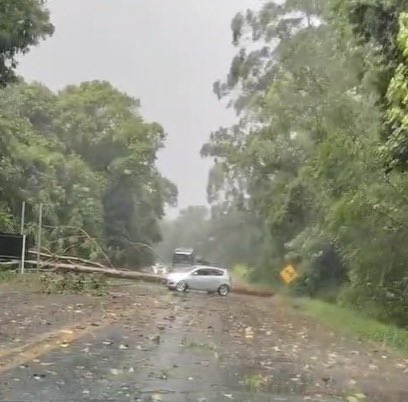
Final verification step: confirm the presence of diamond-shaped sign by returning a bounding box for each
[280,264,298,284]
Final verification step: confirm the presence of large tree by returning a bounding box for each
[53,81,177,266]
[0,0,54,86]
[202,0,408,324]
[0,80,177,267]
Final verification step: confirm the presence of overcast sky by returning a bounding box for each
[17,0,260,214]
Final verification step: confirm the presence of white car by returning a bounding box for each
[166,266,231,296]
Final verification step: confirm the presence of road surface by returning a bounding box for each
[0,283,407,401]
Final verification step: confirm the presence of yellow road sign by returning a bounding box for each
[280,264,298,284]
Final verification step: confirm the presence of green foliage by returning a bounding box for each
[341,1,408,168]
[340,283,408,327]
[39,272,107,296]
[298,298,408,352]
[49,80,175,266]
[0,4,176,268]
[384,12,408,170]
[0,80,177,267]
[0,0,54,86]
[201,0,408,326]
[231,264,253,282]
[244,373,268,392]
[0,269,17,283]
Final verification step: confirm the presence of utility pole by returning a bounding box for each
[19,201,26,275]
[37,203,43,269]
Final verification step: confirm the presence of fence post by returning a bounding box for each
[37,203,43,269]
[20,234,26,275]
[19,201,26,275]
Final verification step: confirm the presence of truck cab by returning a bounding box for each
[172,248,196,270]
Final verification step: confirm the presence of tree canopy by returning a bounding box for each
[200,0,408,326]
[0,0,54,86]
[0,0,177,268]
[0,80,177,267]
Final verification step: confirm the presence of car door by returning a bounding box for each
[185,268,209,290]
[207,269,223,291]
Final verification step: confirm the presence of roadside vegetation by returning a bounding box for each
[0,270,44,292]
[0,269,107,296]
[158,0,408,330]
[296,298,408,354]
[0,1,177,270]
[0,270,19,283]
[39,273,108,296]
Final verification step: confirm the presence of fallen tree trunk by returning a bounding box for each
[24,258,273,297]
[34,260,162,283]
[27,251,108,269]
[232,283,274,297]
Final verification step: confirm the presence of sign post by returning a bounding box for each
[20,235,26,275]
[19,201,26,275]
[37,203,43,269]
[20,201,25,235]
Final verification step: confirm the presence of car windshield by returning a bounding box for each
[2,1,406,401]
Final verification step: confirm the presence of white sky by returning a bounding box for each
[17,0,260,214]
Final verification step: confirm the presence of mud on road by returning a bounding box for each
[0,282,407,402]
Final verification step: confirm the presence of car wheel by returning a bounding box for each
[176,281,187,292]
[218,284,230,296]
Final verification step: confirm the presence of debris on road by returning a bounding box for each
[0,281,407,402]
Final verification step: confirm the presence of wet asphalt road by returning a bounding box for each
[0,284,405,402]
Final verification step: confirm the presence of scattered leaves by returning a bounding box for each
[245,327,254,339]
[244,373,267,391]
[346,393,366,402]
[102,341,113,346]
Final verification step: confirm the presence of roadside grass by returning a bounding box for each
[0,270,108,295]
[295,298,408,354]
[0,270,43,291]
[0,269,18,283]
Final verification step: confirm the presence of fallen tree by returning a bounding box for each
[23,251,273,297]
[25,260,162,283]
[232,282,274,298]
[27,250,109,269]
